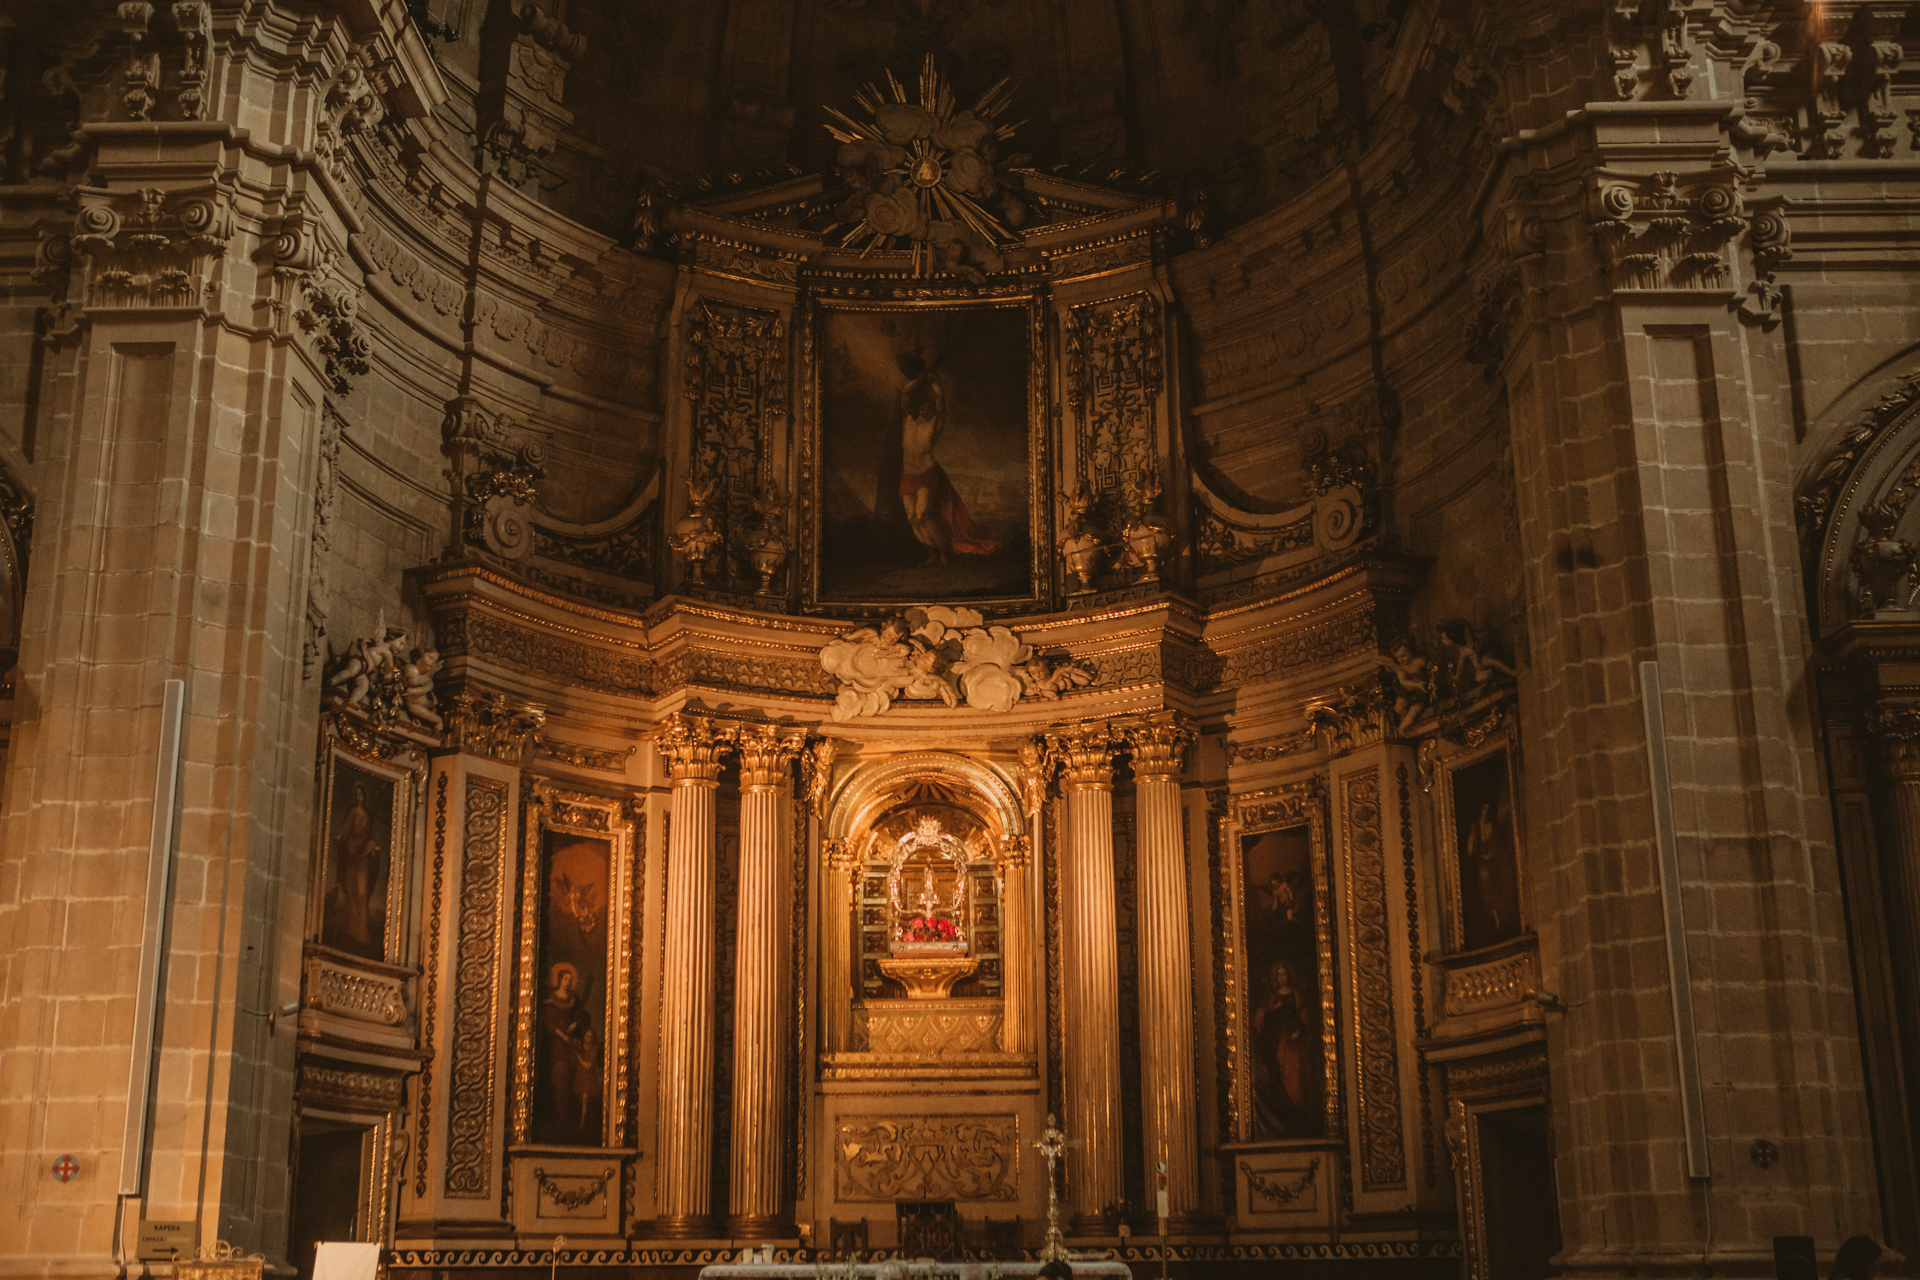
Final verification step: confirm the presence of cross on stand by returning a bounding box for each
[1032,1114,1077,1264]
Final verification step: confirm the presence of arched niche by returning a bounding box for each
[1801,358,1920,632]
[819,751,1029,1048]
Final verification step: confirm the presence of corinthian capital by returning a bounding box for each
[1126,710,1193,780]
[736,723,806,792]
[656,712,733,784]
[1047,722,1123,791]
[1870,699,1920,781]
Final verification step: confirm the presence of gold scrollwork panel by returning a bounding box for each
[833,1114,1019,1203]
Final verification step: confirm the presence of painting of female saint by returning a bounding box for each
[532,832,611,1146]
[321,761,396,961]
[1240,825,1325,1139]
[817,306,1032,602]
[1452,748,1523,952]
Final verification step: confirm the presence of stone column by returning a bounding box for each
[1052,723,1124,1229]
[999,834,1035,1055]
[729,726,805,1234]
[654,714,732,1235]
[1127,712,1201,1226]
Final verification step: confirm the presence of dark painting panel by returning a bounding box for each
[533,831,612,1147]
[322,760,396,962]
[1453,749,1522,952]
[1241,825,1325,1139]
[818,306,1031,602]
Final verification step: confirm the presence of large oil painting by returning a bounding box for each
[816,305,1033,603]
[320,757,398,962]
[1451,747,1523,952]
[532,829,612,1146]
[1240,824,1326,1139]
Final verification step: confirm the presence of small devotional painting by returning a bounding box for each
[814,304,1035,604]
[318,755,403,962]
[1239,823,1326,1139]
[532,829,612,1147]
[1449,747,1524,952]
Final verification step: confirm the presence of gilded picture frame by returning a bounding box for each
[310,735,420,966]
[1431,713,1527,954]
[798,294,1052,613]
[511,784,637,1151]
[1226,778,1340,1143]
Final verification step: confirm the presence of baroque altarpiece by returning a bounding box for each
[2,2,1915,1280]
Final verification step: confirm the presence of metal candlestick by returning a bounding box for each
[1033,1113,1069,1263]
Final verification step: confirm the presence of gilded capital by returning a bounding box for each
[736,724,806,792]
[656,712,732,785]
[1870,699,1920,781]
[999,832,1032,869]
[1048,722,1121,791]
[822,837,862,874]
[1127,710,1193,780]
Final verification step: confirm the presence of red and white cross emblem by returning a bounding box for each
[51,1155,78,1183]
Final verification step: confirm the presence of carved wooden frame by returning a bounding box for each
[510,783,637,1150]
[796,293,1053,613]
[1225,778,1340,1143]
[1430,712,1526,955]
[310,727,423,965]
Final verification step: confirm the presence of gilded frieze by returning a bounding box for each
[834,1116,1019,1202]
[415,771,449,1199]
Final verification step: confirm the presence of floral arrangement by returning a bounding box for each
[898,915,959,944]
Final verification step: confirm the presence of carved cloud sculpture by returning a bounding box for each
[819,606,1089,720]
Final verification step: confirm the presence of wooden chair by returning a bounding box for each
[828,1218,868,1258]
[896,1200,962,1261]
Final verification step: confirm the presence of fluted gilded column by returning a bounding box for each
[999,834,1035,1054]
[1053,723,1125,1229]
[1128,712,1202,1227]
[823,838,857,1052]
[655,714,732,1235]
[729,726,806,1233]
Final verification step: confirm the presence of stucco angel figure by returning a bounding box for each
[1435,620,1516,694]
[401,649,444,732]
[1372,636,1434,735]
[820,617,916,720]
[1019,653,1093,701]
[329,618,409,712]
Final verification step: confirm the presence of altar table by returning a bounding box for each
[699,1261,1132,1279]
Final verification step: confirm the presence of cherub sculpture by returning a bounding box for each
[401,649,444,731]
[1372,636,1434,735]
[1018,653,1094,701]
[1435,620,1516,695]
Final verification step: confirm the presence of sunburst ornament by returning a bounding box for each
[826,55,1027,275]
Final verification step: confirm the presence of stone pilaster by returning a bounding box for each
[653,713,732,1235]
[728,725,805,1234]
[1127,712,1202,1226]
[1052,722,1124,1229]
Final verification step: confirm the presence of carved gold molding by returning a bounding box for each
[1341,768,1405,1191]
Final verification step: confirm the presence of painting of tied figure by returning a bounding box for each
[533,832,611,1147]
[818,306,1032,602]
[1240,825,1326,1139]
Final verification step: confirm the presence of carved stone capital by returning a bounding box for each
[999,833,1031,870]
[736,724,806,793]
[1127,710,1193,780]
[822,837,861,874]
[656,712,733,786]
[1870,699,1920,781]
[1048,722,1122,791]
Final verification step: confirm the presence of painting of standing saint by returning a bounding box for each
[817,306,1033,602]
[533,831,612,1147]
[321,760,397,962]
[1240,824,1326,1139]
[1451,747,1524,952]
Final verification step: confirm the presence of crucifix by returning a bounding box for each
[1033,1113,1070,1263]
